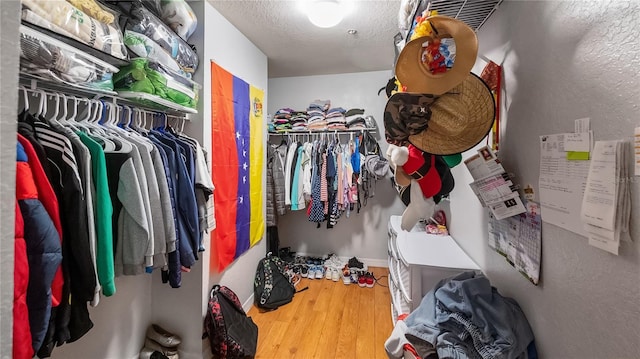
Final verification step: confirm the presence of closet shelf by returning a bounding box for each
[19,73,197,116]
[268,128,377,135]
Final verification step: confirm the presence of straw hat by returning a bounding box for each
[384,73,495,155]
[396,16,478,95]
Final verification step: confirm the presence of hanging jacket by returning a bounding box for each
[13,201,33,359]
[17,135,64,307]
[16,138,63,354]
[266,145,286,226]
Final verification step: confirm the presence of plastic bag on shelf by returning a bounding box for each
[124,1,199,73]
[123,30,189,78]
[66,0,117,25]
[19,24,119,92]
[160,0,198,41]
[114,58,200,109]
[21,0,127,60]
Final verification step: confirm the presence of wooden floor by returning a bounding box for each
[247,267,393,359]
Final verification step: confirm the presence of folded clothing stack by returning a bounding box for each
[114,58,201,109]
[345,109,367,130]
[273,108,293,132]
[326,107,347,131]
[307,102,327,131]
[290,111,309,131]
[19,24,119,91]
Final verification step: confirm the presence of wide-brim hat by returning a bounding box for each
[384,73,495,155]
[396,16,478,95]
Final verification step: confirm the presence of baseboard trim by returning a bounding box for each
[295,252,388,269]
[242,293,255,313]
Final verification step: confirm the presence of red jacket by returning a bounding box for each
[17,134,64,306]
[13,201,33,359]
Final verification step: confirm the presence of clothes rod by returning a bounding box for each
[19,73,196,117]
[268,128,376,135]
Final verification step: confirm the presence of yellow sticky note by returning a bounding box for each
[567,151,590,160]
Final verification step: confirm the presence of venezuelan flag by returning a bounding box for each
[210,62,264,271]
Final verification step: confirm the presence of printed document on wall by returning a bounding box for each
[538,134,590,237]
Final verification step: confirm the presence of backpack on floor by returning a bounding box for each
[203,285,258,359]
[254,254,297,310]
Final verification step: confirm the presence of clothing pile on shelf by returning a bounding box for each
[326,107,347,131]
[270,100,373,133]
[14,105,214,359]
[345,108,367,130]
[267,133,369,229]
[290,111,309,131]
[307,100,329,131]
[273,108,293,132]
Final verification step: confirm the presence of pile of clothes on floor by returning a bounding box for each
[385,271,538,359]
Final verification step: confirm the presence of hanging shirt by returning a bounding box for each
[77,132,115,297]
[291,145,306,211]
[62,128,101,306]
[284,142,297,206]
[129,136,167,269]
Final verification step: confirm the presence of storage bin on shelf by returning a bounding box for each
[21,0,127,60]
[19,24,119,93]
[114,58,201,111]
[123,1,199,74]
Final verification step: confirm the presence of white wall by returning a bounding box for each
[268,71,406,265]
[0,0,20,356]
[149,1,208,358]
[449,1,640,358]
[150,2,269,358]
[201,0,268,332]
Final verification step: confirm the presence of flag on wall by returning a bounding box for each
[210,61,264,271]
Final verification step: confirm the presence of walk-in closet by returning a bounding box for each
[1,1,639,358]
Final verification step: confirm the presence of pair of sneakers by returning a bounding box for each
[341,266,362,285]
[139,324,181,359]
[305,265,324,279]
[324,266,341,282]
[358,272,375,288]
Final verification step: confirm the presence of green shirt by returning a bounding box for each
[78,132,116,296]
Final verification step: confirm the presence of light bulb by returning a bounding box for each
[307,0,344,28]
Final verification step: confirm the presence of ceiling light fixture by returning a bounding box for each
[301,0,353,28]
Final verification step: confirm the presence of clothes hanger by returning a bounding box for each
[21,87,29,113]
[36,90,47,118]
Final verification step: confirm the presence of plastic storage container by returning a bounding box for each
[21,0,127,60]
[20,24,119,92]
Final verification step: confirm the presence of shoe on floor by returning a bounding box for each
[325,266,332,280]
[365,272,375,288]
[342,267,351,285]
[348,257,367,272]
[315,266,324,279]
[331,268,340,282]
[140,348,170,359]
[301,265,308,278]
[144,338,179,359]
[147,324,181,348]
[358,273,367,287]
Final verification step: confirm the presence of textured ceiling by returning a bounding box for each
[208,0,503,78]
[208,0,401,78]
